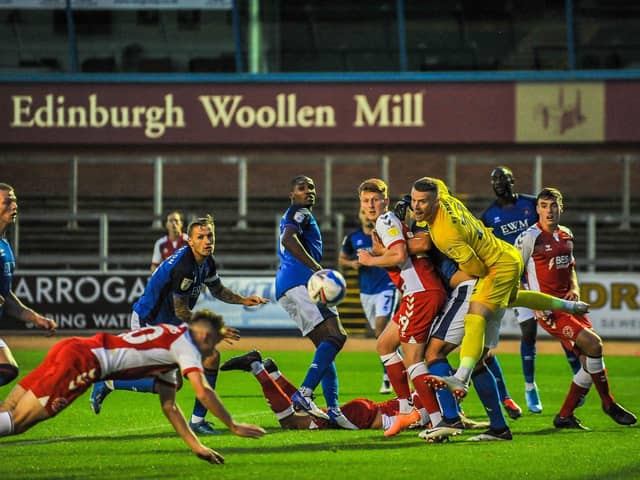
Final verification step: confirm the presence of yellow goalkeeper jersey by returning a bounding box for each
[428,184,507,272]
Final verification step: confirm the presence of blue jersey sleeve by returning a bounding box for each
[341,232,356,257]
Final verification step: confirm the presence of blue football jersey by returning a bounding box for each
[133,245,221,325]
[480,194,538,245]
[0,238,16,318]
[276,205,322,298]
[341,228,394,295]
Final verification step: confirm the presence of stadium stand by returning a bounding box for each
[2,1,639,73]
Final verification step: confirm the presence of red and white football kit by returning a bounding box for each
[375,212,446,343]
[19,323,202,416]
[516,223,592,351]
[151,233,189,269]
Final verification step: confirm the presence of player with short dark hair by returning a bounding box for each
[0,310,266,464]
[515,187,636,430]
[481,166,582,416]
[0,183,57,387]
[90,214,268,435]
[410,177,590,440]
[276,175,355,429]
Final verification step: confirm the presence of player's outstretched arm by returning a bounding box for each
[156,382,225,464]
[209,282,269,307]
[5,292,56,334]
[186,371,266,439]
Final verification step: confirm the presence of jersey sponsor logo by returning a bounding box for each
[387,227,399,237]
[499,219,531,237]
[555,255,571,269]
[180,278,194,291]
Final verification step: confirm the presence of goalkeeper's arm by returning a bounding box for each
[445,244,487,278]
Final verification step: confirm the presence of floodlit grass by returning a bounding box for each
[1,349,639,480]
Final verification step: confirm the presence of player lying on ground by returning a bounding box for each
[0,310,265,464]
[220,350,490,433]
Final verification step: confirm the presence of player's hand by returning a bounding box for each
[35,315,57,336]
[220,326,241,345]
[242,295,269,306]
[371,232,386,256]
[356,249,373,266]
[194,446,225,464]
[230,422,266,439]
[563,290,579,301]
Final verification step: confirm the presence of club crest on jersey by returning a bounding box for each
[180,278,194,291]
[293,210,307,223]
[387,227,399,236]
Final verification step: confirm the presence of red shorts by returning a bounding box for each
[393,289,446,344]
[537,311,593,353]
[19,338,101,416]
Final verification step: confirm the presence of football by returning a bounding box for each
[307,268,347,307]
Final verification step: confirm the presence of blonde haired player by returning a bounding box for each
[356,178,447,437]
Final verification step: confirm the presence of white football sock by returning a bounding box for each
[0,411,14,436]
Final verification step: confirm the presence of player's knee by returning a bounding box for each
[326,333,347,351]
[0,364,19,386]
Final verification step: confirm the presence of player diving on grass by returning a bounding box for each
[0,310,265,464]
[409,178,590,411]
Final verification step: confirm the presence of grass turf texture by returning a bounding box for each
[1,349,639,480]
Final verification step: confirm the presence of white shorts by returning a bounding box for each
[429,279,474,346]
[514,306,534,324]
[360,289,396,329]
[278,285,338,336]
[0,338,7,349]
[429,279,501,350]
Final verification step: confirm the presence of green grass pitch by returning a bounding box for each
[1,348,639,480]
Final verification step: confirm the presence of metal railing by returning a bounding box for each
[13,211,348,273]
[12,210,639,273]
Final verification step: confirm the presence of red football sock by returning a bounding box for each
[559,382,591,417]
[589,369,615,410]
[273,373,298,397]
[412,372,441,417]
[386,360,411,400]
[256,369,293,414]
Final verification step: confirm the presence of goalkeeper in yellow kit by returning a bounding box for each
[412,177,589,403]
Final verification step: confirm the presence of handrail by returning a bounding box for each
[11,211,640,273]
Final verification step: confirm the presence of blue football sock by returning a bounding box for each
[521,341,536,384]
[321,361,339,409]
[472,367,507,430]
[301,341,340,393]
[562,343,582,375]
[429,359,459,420]
[486,355,510,401]
[193,369,218,419]
[113,378,155,393]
